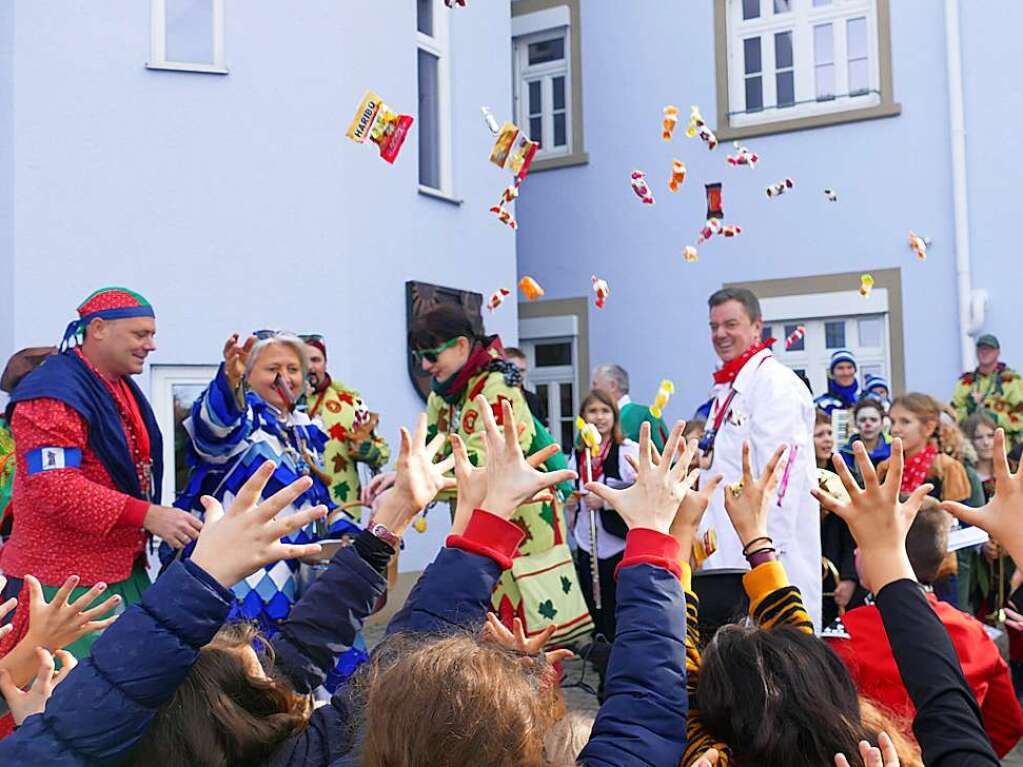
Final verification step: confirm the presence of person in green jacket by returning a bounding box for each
[591,363,669,451]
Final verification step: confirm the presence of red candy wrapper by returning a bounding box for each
[346,90,414,164]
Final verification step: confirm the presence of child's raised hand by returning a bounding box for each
[722,442,787,549]
[22,575,120,652]
[0,648,77,726]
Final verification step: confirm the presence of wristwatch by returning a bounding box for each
[369,522,402,549]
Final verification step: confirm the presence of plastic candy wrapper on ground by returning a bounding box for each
[631,170,655,204]
[668,159,687,192]
[766,177,794,198]
[824,188,838,202]
[490,206,518,230]
[785,325,806,350]
[576,417,602,452]
[860,273,875,298]
[345,90,415,164]
[686,105,718,150]
[726,141,759,168]
[591,275,609,309]
[519,276,545,301]
[662,105,680,141]
[481,106,500,135]
[487,288,510,312]
[682,245,699,263]
[490,122,539,180]
[649,379,675,419]
[909,231,930,261]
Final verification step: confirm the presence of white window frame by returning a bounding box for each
[513,28,572,160]
[726,0,880,129]
[416,0,453,197]
[150,364,218,503]
[147,0,227,74]
[520,314,579,453]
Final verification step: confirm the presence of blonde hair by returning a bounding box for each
[244,333,308,383]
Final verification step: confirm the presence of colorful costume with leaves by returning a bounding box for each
[0,417,13,529]
[952,362,1023,447]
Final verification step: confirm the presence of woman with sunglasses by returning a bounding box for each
[365,303,584,637]
[166,331,358,637]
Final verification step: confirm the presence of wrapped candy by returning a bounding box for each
[591,275,610,309]
[686,105,718,150]
[909,231,930,261]
[785,325,806,350]
[631,170,655,205]
[860,273,875,298]
[668,159,687,192]
[705,182,724,220]
[649,379,675,419]
[518,276,545,301]
[766,177,794,198]
[824,188,838,202]
[345,90,415,164]
[497,182,520,204]
[487,288,510,312]
[490,121,539,180]
[720,224,742,238]
[682,245,699,263]
[697,218,723,244]
[576,416,603,454]
[444,0,466,7]
[662,105,680,141]
[489,205,518,230]
[481,106,500,135]
[726,141,759,168]
[413,516,428,533]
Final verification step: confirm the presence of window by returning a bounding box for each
[716,0,899,138]
[784,323,805,350]
[417,0,452,195]
[514,29,571,159]
[825,320,846,349]
[522,338,578,452]
[147,0,227,74]
[150,365,219,503]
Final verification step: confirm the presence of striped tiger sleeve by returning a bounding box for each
[744,560,814,634]
[679,562,733,767]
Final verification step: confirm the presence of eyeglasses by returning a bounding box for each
[299,333,325,343]
[413,337,461,364]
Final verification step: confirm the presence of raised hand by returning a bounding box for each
[191,461,326,588]
[222,333,255,390]
[22,575,120,652]
[585,421,699,535]
[482,613,574,665]
[940,428,1023,566]
[671,467,724,563]
[834,732,900,767]
[361,471,397,506]
[475,395,576,520]
[722,442,787,549]
[0,648,77,726]
[372,414,456,536]
[812,439,932,593]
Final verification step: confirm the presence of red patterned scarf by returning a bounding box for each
[901,442,938,494]
[713,339,776,385]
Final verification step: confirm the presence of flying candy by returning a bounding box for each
[668,159,687,192]
[490,121,539,179]
[518,276,545,301]
[686,105,718,150]
[489,205,518,230]
[682,245,699,263]
[487,288,510,312]
[785,325,806,350]
[705,182,724,219]
[697,218,723,244]
[631,170,655,205]
[726,141,759,168]
[444,0,466,7]
[908,231,930,261]
[413,516,428,533]
[720,224,742,238]
[345,90,415,164]
[576,417,603,452]
[859,274,875,298]
[662,105,680,141]
[497,183,519,204]
[766,177,795,198]
[481,106,500,135]
[649,379,675,419]
[824,188,838,202]
[591,275,610,309]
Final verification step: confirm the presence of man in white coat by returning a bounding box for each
[697,287,822,631]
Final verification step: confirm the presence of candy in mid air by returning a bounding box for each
[631,170,655,204]
[662,105,680,141]
[686,105,718,150]
[859,273,875,298]
[444,0,466,7]
[720,224,742,238]
[697,218,723,244]
[345,90,415,164]
[766,177,795,198]
[726,141,759,168]
[576,417,602,451]
[824,188,838,202]
[908,231,930,261]
[490,205,518,230]
[518,276,545,301]
[682,245,699,263]
[668,159,687,192]
[487,288,510,312]
[497,182,520,204]
[649,379,675,419]
[785,325,806,350]
[705,182,724,220]
[481,106,500,135]
[413,516,428,533]
[591,275,610,309]
[490,121,539,180]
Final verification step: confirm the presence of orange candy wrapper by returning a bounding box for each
[518,276,545,301]
[668,159,687,192]
[490,122,539,179]
[345,90,414,164]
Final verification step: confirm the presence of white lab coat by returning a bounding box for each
[698,348,822,631]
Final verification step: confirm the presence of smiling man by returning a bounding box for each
[696,287,822,632]
[0,287,200,658]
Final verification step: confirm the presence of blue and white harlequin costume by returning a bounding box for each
[166,364,358,634]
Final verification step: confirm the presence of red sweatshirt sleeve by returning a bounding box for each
[615,528,682,580]
[12,399,146,535]
[446,509,524,570]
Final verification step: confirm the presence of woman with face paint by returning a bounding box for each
[166,331,356,637]
[839,399,892,473]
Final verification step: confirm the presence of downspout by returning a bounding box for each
[944,0,984,372]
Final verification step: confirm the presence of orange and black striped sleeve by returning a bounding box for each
[744,560,814,634]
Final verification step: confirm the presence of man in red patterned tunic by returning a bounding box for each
[0,287,201,658]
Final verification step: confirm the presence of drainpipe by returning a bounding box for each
[945,0,984,372]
